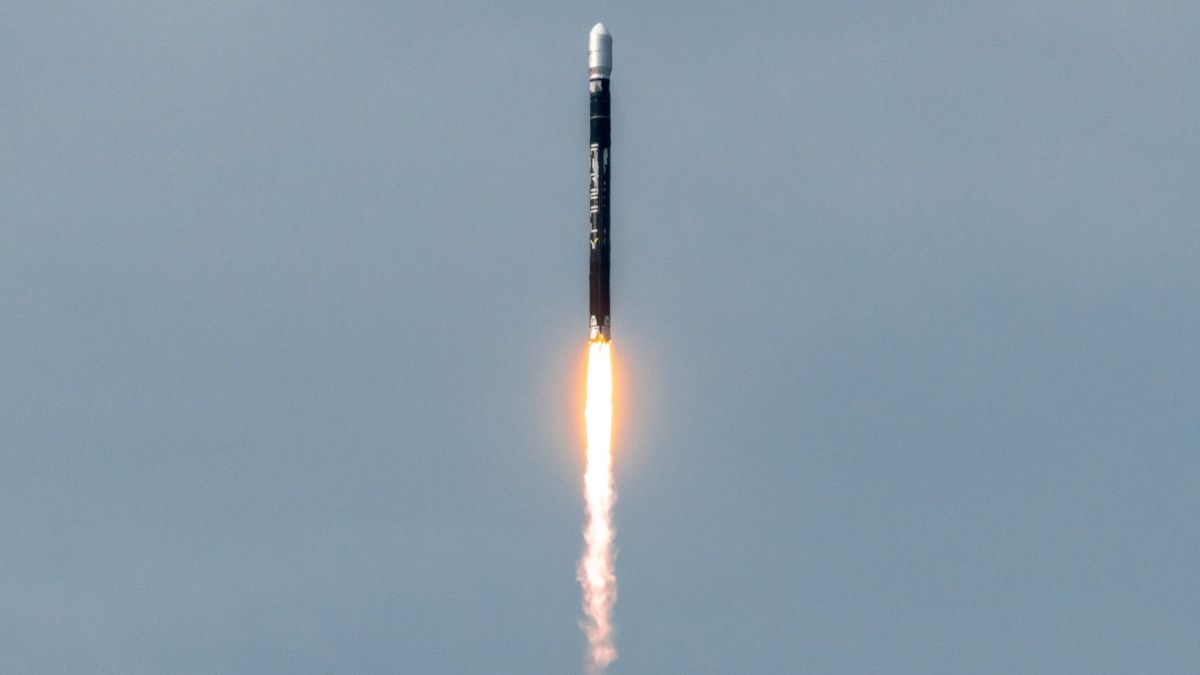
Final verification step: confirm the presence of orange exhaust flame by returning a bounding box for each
[579,338,616,672]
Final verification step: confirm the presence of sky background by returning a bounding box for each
[2,2,1198,673]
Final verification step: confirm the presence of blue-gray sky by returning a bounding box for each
[2,2,1197,673]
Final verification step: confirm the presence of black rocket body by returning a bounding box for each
[588,23,612,342]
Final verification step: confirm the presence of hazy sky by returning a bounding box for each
[2,2,1197,673]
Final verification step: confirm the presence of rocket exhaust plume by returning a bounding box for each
[580,339,616,672]
[578,23,616,672]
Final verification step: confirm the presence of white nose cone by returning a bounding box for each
[589,22,612,79]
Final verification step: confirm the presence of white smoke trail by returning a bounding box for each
[579,339,616,672]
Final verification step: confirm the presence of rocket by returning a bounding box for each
[588,23,613,342]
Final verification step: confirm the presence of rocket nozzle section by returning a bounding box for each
[589,320,610,343]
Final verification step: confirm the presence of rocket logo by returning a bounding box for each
[590,144,601,249]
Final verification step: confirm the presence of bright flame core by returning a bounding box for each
[579,339,616,672]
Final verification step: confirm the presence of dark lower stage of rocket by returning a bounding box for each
[589,77,611,342]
